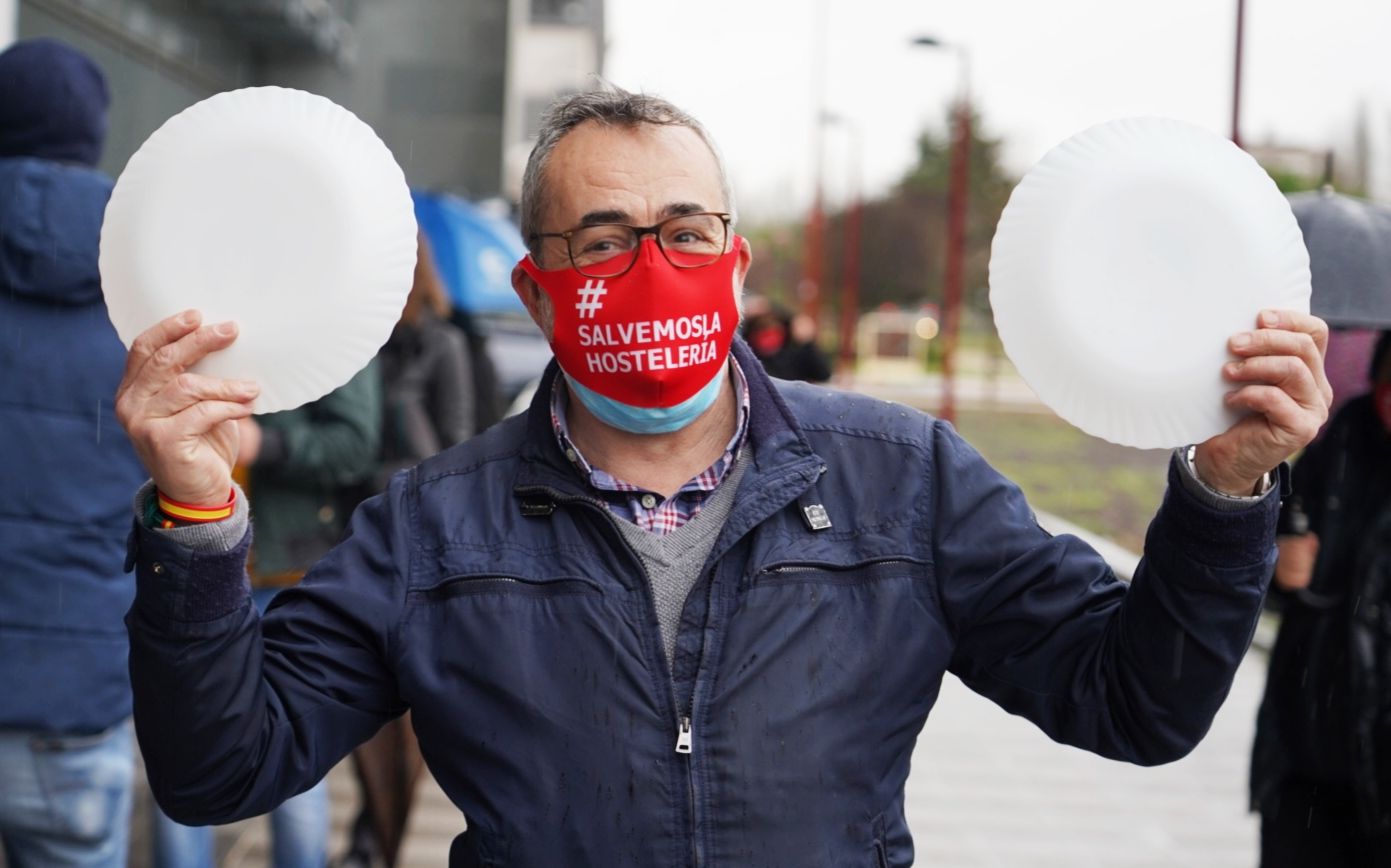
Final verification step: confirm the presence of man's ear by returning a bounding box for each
[512,261,548,327]
[734,235,753,288]
[732,236,754,319]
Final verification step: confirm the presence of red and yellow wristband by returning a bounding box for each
[156,489,237,527]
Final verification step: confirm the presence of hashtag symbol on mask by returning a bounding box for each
[574,279,608,319]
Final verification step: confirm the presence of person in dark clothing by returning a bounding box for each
[1252,331,1391,867]
[743,296,833,383]
[114,88,1329,867]
[375,233,476,489]
[447,308,505,431]
[0,38,148,868]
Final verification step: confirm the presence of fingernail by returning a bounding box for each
[180,309,199,325]
[1260,310,1280,327]
[236,379,259,392]
[1225,361,1242,375]
[1232,333,1252,349]
[214,321,236,337]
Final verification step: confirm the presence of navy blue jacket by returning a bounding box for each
[1,157,147,734]
[128,342,1277,866]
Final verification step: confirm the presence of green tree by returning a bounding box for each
[744,108,1017,342]
[849,108,1015,316]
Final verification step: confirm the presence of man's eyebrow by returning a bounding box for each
[577,209,629,226]
[660,202,708,219]
[575,202,711,227]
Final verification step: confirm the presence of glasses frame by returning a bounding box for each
[531,211,733,278]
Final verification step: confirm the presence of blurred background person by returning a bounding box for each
[336,234,474,868]
[1251,330,1391,867]
[374,233,475,487]
[447,307,504,433]
[0,38,147,868]
[741,294,832,383]
[151,363,382,868]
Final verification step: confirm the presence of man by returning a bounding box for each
[0,39,147,867]
[1252,331,1391,867]
[118,89,1330,866]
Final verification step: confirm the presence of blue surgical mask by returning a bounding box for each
[564,367,726,435]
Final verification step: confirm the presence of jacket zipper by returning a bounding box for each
[516,484,706,865]
[753,557,923,584]
[420,574,600,599]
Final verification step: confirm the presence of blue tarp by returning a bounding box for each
[413,190,527,314]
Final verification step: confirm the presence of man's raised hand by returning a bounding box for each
[114,309,260,506]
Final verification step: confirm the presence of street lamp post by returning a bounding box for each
[821,112,864,376]
[911,36,970,425]
[1232,0,1245,148]
[800,0,832,326]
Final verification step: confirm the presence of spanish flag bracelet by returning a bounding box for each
[156,488,237,525]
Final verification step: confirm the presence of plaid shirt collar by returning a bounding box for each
[550,361,751,534]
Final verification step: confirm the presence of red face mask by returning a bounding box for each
[749,324,786,357]
[519,237,743,408]
[1375,383,1391,434]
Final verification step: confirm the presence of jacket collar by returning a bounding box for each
[514,337,821,500]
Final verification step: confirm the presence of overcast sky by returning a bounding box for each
[605,0,1391,222]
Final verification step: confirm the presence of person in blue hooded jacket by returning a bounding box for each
[0,38,148,868]
[115,88,1332,867]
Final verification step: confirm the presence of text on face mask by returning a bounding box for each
[576,313,723,348]
[585,340,720,374]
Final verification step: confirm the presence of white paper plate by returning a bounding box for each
[100,87,417,413]
[989,117,1311,449]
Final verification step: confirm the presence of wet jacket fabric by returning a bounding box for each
[127,341,1279,867]
[1252,394,1391,833]
[0,156,147,734]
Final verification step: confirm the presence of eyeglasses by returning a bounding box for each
[532,211,732,278]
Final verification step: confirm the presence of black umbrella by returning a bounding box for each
[1288,187,1391,328]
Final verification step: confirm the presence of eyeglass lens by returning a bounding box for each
[568,213,726,277]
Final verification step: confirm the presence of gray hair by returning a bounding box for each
[519,86,737,259]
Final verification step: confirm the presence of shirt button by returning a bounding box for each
[565,448,578,463]
[640,493,657,509]
[152,562,165,575]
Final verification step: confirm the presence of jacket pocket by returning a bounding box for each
[872,811,891,868]
[419,573,603,600]
[449,822,509,867]
[752,557,926,588]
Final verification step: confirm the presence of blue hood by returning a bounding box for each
[0,157,112,305]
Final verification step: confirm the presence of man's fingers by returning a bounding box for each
[1224,354,1325,410]
[145,372,260,418]
[1224,384,1321,444]
[121,309,202,388]
[168,398,257,438]
[130,321,241,400]
[1255,309,1329,354]
[1229,312,1333,405]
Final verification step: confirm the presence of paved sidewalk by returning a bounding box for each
[907,657,1263,868]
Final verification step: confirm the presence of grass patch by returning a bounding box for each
[953,409,1170,553]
